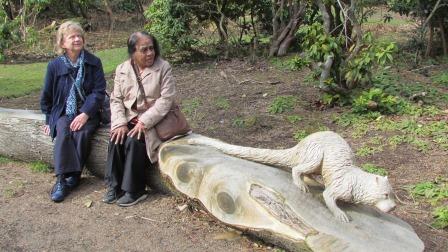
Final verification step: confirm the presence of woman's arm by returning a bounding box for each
[79,60,106,118]
[40,62,55,126]
[110,64,128,130]
[138,61,176,129]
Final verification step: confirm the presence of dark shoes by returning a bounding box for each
[65,174,81,189]
[116,191,148,207]
[50,178,68,202]
[102,187,124,204]
[50,173,81,202]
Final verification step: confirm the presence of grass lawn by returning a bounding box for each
[0,47,127,98]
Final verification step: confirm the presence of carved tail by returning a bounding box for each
[189,136,298,168]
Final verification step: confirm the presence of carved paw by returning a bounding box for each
[295,183,309,193]
[335,211,350,223]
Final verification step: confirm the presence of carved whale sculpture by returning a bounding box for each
[188,131,396,222]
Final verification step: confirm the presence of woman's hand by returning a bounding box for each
[42,125,50,136]
[127,121,145,140]
[110,125,129,145]
[70,113,89,131]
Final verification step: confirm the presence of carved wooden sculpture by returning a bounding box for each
[0,108,424,252]
[188,131,396,222]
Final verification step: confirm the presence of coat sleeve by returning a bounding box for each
[40,62,55,125]
[138,62,176,129]
[79,60,106,118]
[110,64,129,130]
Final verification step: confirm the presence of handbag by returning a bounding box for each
[99,92,111,125]
[132,61,190,141]
[155,103,191,141]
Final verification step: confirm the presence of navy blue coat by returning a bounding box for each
[40,50,106,139]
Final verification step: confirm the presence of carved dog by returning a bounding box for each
[188,131,396,222]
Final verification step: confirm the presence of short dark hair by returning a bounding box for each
[127,31,160,58]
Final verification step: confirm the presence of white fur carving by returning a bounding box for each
[188,131,396,222]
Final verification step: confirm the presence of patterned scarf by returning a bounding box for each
[61,50,86,121]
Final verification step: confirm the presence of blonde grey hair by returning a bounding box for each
[55,21,85,55]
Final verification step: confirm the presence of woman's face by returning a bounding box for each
[133,36,155,69]
[61,30,84,54]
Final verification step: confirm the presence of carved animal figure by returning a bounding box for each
[188,131,396,222]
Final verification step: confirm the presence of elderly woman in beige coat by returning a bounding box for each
[103,32,175,206]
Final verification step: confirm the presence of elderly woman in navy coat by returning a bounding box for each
[40,21,106,202]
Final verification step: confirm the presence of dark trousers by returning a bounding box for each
[105,131,151,193]
[54,115,99,175]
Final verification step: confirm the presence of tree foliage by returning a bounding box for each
[145,0,272,56]
[387,0,448,57]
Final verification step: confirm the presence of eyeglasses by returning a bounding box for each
[138,45,155,54]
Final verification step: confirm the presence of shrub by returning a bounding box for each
[361,163,388,176]
[432,206,448,229]
[215,97,230,110]
[30,161,51,173]
[286,115,302,124]
[432,73,448,87]
[293,130,307,141]
[410,179,448,205]
[144,0,197,54]
[232,116,257,128]
[268,96,296,114]
[181,98,201,116]
[352,88,405,114]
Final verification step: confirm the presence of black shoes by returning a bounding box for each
[50,173,81,202]
[116,191,148,207]
[102,187,124,204]
[65,174,81,189]
[50,176,68,202]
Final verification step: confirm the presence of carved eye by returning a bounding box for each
[384,193,389,198]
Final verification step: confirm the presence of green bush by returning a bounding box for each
[293,130,308,141]
[30,161,51,173]
[0,155,12,164]
[0,14,20,61]
[181,98,201,116]
[373,70,448,106]
[286,55,310,71]
[410,179,448,205]
[432,206,448,229]
[286,115,302,124]
[352,88,404,114]
[215,97,230,110]
[144,0,197,54]
[432,72,448,87]
[361,163,388,176]
[232,116,257,128]
[268,96,296,114]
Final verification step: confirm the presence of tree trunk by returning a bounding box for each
[0,108,425,252]
[133,0,145,22]
[426,23,434,58]
[316,0,330,33]
[67,0,80,16]
[78,3,90,20]
[2,0,14,20]
[103,0,115,42]
[439,20,447,56]
[269,0,306,57]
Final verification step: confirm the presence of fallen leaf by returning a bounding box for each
[220,71,228,79]
[177,204,188,212]
[84,200,93,208]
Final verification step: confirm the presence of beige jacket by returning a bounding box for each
[110,57,176,162]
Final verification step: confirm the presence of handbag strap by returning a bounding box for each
[131,60,151,111]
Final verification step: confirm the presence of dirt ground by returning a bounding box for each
[1,56,447,251]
